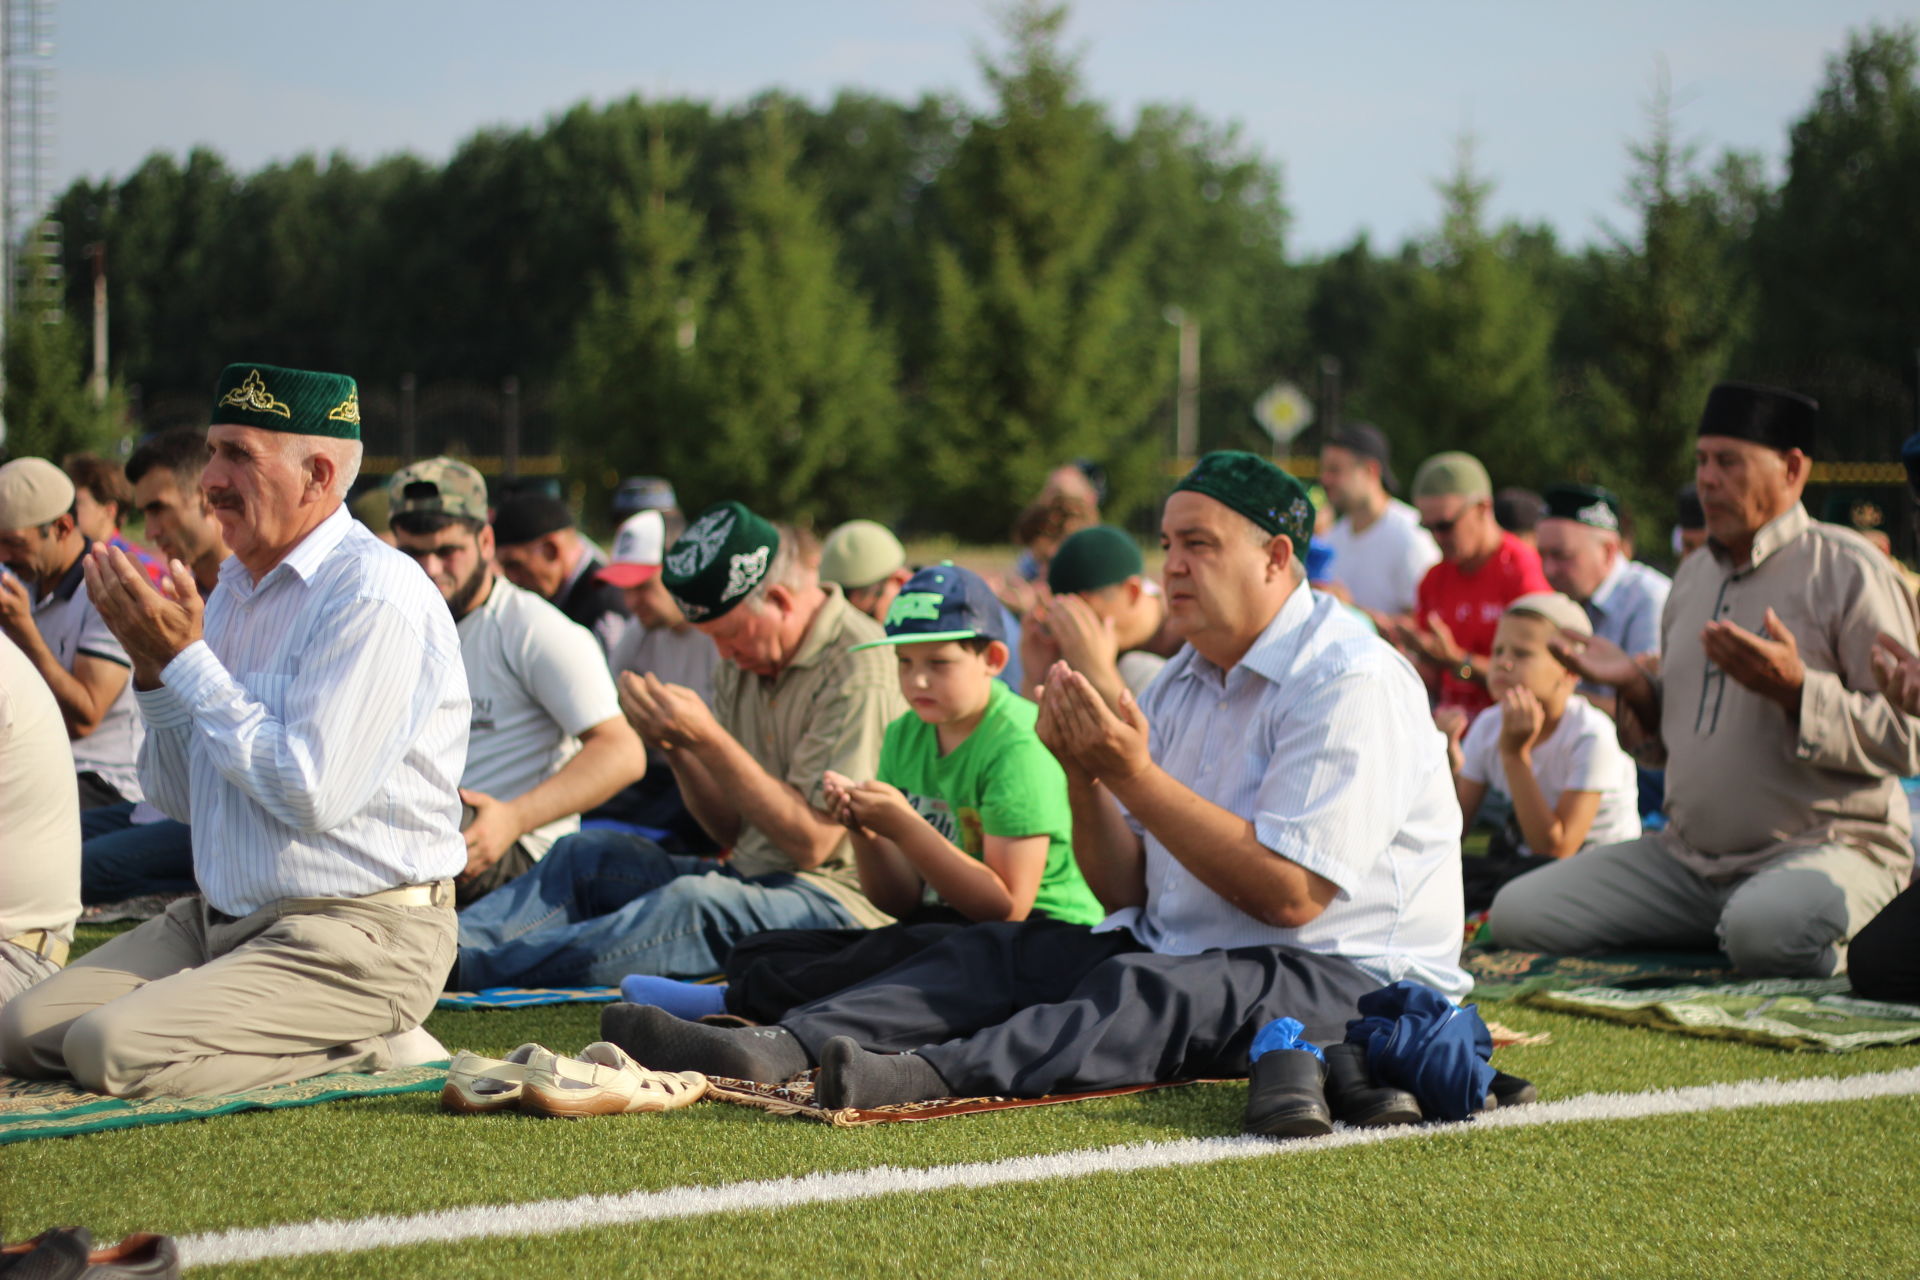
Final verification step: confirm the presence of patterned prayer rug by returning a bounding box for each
[1466,946,1737,1000]
[1521,978,1920,1053]
[436,987,622,1010]
[0,1064,447,1145]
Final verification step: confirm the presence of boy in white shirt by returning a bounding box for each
[1438,593,1641,913]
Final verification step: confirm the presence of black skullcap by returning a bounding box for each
[492,494,576,545]
[1697,382,1817,454]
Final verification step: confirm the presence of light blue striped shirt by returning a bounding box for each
[1099,585,1470,998]
[135,505,469,916]
[1586,555,1671,658]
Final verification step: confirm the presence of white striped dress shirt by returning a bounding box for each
[1099,584,1470,998]
[135,505,469,916]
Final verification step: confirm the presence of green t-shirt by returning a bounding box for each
[874,681,1104,926]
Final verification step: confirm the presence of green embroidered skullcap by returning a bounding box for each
[1171,450,1315,563]
[662,500,781,622]
[388,457,488,525]
[1048,524,1144,595]
[1541,483,1622,534]
[210,363,361,440]
[1411,451,1491,501]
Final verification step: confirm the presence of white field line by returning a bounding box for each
[180,1066,1920,1269]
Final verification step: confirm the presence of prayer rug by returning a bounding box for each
[0,1064,447,1145]
[1466,946,1737,1000]
[703,1073,1204,1127]
[436,987,622,1010]
[1522,978,1920,1052]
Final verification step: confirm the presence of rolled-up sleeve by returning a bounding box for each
[1794,559,1920,778]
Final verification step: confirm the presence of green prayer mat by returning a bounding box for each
[1465,945,1736,999]
[0,1063,447,1145]
[1521,978,1920,1052]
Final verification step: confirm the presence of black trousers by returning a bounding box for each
[722,910,970,1022]
[76,771,127,812]
[780,919,1378,1098]
[1850,883,1920,1003]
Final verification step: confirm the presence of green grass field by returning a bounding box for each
[6,925,1919,1277]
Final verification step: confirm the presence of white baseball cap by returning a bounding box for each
[597,510,665,587]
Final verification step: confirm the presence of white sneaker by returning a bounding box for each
[520,1042,708,1118]
[442,1043,543,1113]
[386,1024,449,1068]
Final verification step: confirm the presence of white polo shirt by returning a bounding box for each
[460,576,623,859]
[31,543,143,802]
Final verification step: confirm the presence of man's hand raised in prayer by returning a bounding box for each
[1872,632,1920,718]
[1703,608,1804,718]
[1039,661,1152,788]
[82,546,203,689]
[618,671,721,754]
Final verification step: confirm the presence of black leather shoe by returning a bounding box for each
[1242,1049,1332,1138]
[1324,1042,1423,1127]
[1482,1069,1538,1110]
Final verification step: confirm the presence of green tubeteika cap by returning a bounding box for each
[662,500,781,622]
[1047,524,1144,596]
[1171,450,1315,563]
[210,363,361,440]
[1541,483,1621,534]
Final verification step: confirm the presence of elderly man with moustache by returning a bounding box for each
[1492,383,1920,978]
[0,364,468,1097]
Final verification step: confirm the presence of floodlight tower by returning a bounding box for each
[0,0,57,441]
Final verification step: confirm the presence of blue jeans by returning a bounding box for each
[453,830,856,989]
[81,804,196,903]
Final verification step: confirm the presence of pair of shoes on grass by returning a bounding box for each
[0,1227,178,1278]
[442,1042,708,1118]
[1243,1044,1539,1139]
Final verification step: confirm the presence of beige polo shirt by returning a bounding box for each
[711,585,906,925]
[1652,503,1920,878]
[0,633,81,944]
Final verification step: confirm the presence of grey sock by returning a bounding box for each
[599,1002,810,1082]
[815,1036,950,1109]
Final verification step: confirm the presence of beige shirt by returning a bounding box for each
[0,633,81,943]
[1652,503,1920,878]
[710,585,906,924]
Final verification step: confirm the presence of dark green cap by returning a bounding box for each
[210,363,360,440]
[1541,483,1622,534]
[662,500,781,622]
[1171,450,1315,563]
[1048,524,1144,596]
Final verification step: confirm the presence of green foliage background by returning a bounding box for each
[31,10,1920,547]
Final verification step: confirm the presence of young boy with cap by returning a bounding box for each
[1439,593,1643,913]
[623,562,1102,1023]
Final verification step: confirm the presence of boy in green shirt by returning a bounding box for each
[621,564,1101,1023]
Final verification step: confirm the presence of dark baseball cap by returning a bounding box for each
[1323,422,1399,493]
[851,563,1006,650]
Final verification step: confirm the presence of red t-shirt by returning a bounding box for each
[1416,532,1551,713]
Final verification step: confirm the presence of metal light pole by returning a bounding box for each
[1164,306,1200,462]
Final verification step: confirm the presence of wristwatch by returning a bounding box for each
[1456,658,1477,683]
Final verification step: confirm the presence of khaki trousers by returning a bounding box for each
[0,889,455,1098]
[1486,834,1902,977]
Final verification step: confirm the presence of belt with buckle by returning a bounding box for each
[5,930,70,968]
[207,880,455,925]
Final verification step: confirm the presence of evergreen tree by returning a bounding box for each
[554,117,712,503]
[921,1,1164,537]
[1582,72,1747,548]
[2,311,116,461]
[1376,139,1556,479]
[693,107,902,524]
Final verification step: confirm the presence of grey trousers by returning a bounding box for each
[0,940,61,1008]
[0,891,455,1097]
[1486,834,1903,977]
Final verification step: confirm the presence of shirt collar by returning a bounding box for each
[787,584,851,672]
[39,539,91,605]
[1175,582,1315,689]
[1587,554,1630,613]
[219,504,355,595]
[1708,502,1808,574]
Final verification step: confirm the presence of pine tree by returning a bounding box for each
[1376,139,1556,479]
[921,1,1164,537]
[694,107,902,524]
[554,116,712,503]
[1582,70,1746,547]
[2,311,116,461]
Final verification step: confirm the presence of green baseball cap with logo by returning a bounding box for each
[386,457,489,524]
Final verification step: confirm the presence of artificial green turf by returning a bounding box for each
[15,924,1920,1276]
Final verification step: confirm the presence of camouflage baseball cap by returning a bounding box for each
[386,457,488,524]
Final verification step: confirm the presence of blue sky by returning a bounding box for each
[60,0,1920,254]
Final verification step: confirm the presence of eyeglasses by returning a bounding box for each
[1422,517,1458,535]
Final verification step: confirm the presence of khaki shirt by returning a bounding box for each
[711,585,906,924]
[1653,504,1920,878]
